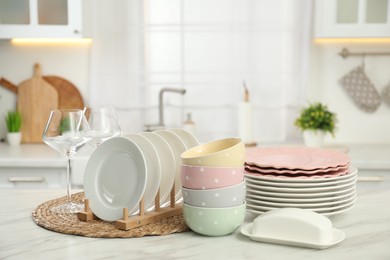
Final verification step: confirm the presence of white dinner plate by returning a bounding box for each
[245,192,356,208]
[246,188,355,203]
[246,198,356,213]
[321,203,355,217]
[246,184,356,199]
[245,172,356,188]
[244,167,358,183]
[168,128,199,149]
[154,130,187,201]
[84,137,147,221]
[123,134,161,211]
[247,201,355,217]
[139,132,175,206]
[245,179,356,193]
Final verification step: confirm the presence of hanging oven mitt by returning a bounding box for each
[382,83,390,107]
[339,66,382,113]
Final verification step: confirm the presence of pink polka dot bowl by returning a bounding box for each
[182,181,246,208]
[180,164,244,190]
[180,138,245,167]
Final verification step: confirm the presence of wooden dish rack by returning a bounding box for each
[77,185,182,230]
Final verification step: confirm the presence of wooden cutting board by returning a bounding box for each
[0,76,84,109]
[43,76,84,109]
[17,63,59,143]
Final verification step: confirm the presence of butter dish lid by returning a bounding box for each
[241,208,345,249]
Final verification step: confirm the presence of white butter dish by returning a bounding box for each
[241,208,345,249]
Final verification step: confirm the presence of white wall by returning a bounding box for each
[0,40,91,139]
[2,3,389,145]
[309,43,390,144]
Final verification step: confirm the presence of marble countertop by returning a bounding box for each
[1,181,389,259]
[0,143,65,168]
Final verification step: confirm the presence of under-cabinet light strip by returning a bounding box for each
[11,38,92,45]
[314,38,390,44]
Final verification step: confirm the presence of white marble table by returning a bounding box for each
[1,180,390,260]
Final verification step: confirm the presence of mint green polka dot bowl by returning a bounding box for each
[183,202,246,236]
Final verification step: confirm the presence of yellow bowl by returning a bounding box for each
[181,138,245,167]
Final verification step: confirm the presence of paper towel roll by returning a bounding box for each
[238,102,253,143]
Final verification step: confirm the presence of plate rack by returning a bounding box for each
[77,184,183,230]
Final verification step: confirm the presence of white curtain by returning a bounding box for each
[89,0,313,143]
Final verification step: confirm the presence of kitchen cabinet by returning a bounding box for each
[315,0,390,37]
[0,143,67,189]
[0,167,67,189]
[0,143,90,189]
[0,0,91,39]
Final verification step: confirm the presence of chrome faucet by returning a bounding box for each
[145,87,186,131]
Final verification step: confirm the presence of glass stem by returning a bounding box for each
[66,155,72,204]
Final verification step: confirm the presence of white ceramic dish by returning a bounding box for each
[154,130,187,201]
[246,188,355,203]
[123,134,161,211]
[245,173,356,188]
[246,193,356,209]
[241,208,345,249]
[322,203,355,217]
[246,184,355,198]
[247,202,355,217]
[245,179,356,194]
[244,167,358,183]
[168,128,199,150]
[139,132,175,206]
[246,197,356,213]
[84,137,147,221]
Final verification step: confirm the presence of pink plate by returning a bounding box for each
[246,146,350,170]
[244,167,350,179]
[245,164,350,175]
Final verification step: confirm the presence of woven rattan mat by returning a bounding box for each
[32,192,189,238]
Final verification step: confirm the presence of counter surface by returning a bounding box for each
[1,181,390,259]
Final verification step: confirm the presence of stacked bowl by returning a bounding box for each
[180,138,247,236]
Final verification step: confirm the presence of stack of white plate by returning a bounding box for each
[244,146,357,217]
[83,129,199,221]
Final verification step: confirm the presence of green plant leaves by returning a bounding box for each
[5,111,22,133]
[294,103,336,136]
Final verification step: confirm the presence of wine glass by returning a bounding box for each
[42,109,91,214]
[85,106,122,148]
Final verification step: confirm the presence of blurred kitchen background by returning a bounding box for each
[1,0,390,145]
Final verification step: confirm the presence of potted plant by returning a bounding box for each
[5,111,22,146]
[294,102,337,148]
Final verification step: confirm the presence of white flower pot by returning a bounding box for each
[302,130,325,148]
[7,132,21,146]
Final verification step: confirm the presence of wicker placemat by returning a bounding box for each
[32,192,189,238]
